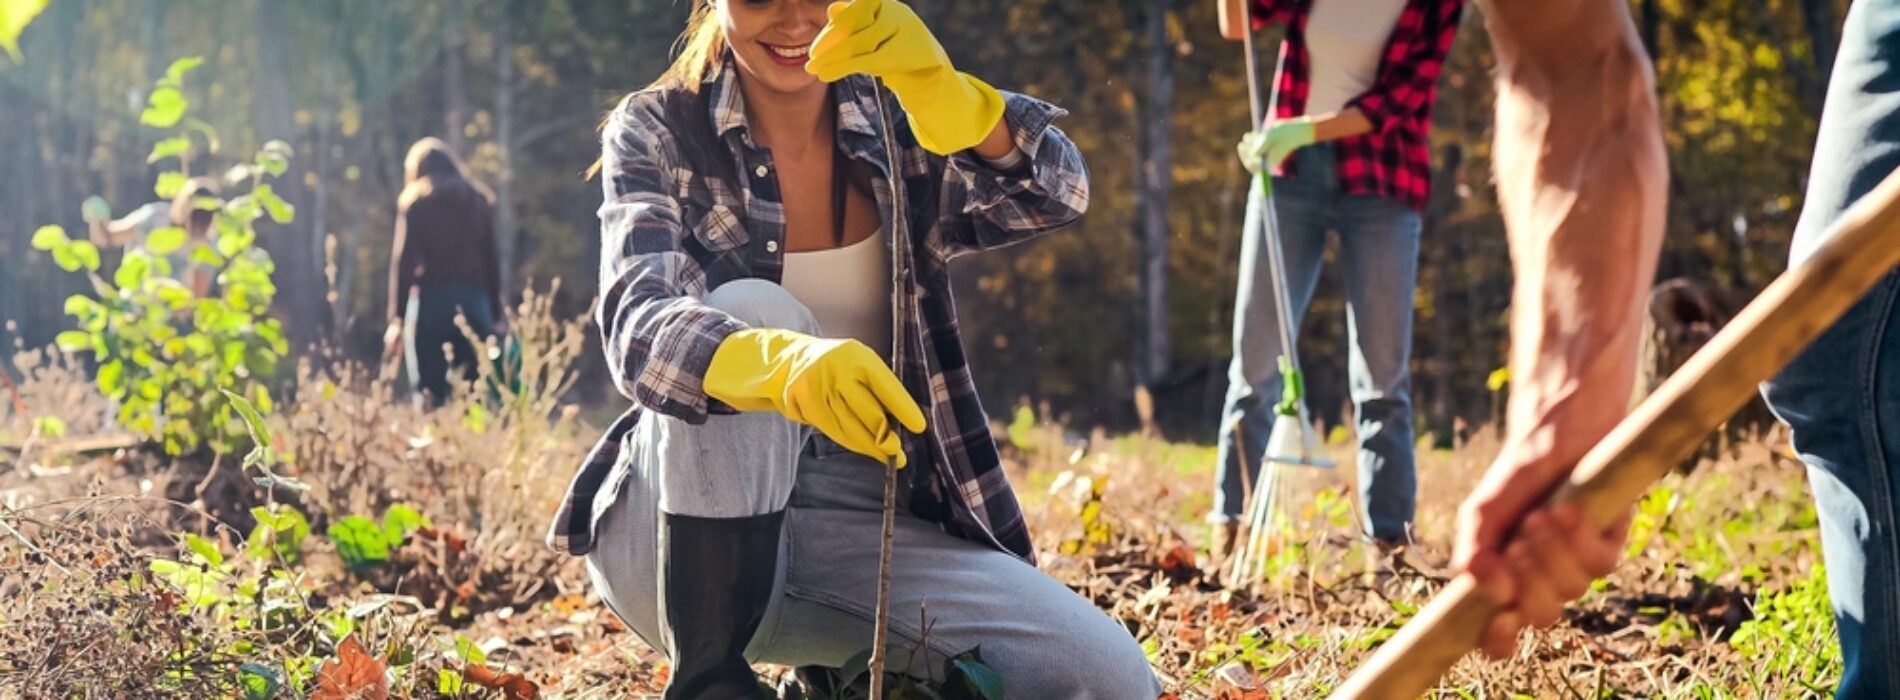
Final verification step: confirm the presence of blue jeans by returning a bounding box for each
[404,283,496,407]
[1211,144,1422,542]
[1760,3,1900,697]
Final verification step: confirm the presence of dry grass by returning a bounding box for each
[1,312,1841,698]
[1010,416,1832,698]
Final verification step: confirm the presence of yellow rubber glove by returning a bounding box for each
[704,328,927,468]
[805,0,1006,155]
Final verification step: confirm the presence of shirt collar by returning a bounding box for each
[703,50,888,150]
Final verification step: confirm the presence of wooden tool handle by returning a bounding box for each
[1331,169,1900,699]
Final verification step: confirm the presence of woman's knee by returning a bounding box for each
[1017,628,1160,699]
[985,598,1160,699]
[706,279,820,335]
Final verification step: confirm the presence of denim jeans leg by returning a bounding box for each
[1759,2,1900,696]
[1762,273,1900,700]
[1335,194,1421,543]
[1211,149,1333,522]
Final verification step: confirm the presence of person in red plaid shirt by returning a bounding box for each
[1210,0,1465,573]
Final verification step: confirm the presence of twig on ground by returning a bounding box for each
[0,514,70,575]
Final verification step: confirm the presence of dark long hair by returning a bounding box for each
[400,137,493,209]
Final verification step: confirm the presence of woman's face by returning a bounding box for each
[719,0,831,98]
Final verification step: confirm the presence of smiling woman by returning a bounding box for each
[545,0,1161,697]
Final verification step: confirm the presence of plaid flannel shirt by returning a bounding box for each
[1250,0,1464,211]
[545,55,1089,564]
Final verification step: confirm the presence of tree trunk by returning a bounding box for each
[443,0,467,152]
[494,0,517,302]
[316,22,340,344]
[1137,0,1175,385]
[1639,0,1660,60]
[1799,0,1839,84]
[252,0,328,351]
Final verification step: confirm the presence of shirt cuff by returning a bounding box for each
[978,145,1028,173]
[949,92,1069,212]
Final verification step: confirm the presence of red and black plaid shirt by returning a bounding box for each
[1251,0,1464,212]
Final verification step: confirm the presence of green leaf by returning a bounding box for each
[254,185,295,223]
[50,245,80,272]
[141,86,188,128]
[185,533,224,567]
[148,136,192,164]
[54,330,90,352]
[462,402,489,433]
[155,171,188,199]
[948,649,1004,700]
[146,226,188,255]
[222,340,246,372]
[327,515,391,570]
[161,56,203,86]
[382,504,429,544]
[835,649,873,689]
[451,635,487,666]
[116,252,152,289]
[30,224,65,250]
[218,223,259,261]
[256,141,293,177]
[246,505,309,562]
[148,559,182,577]
[33,415,65,438]
[151,279,193,309]
[98,360,125,396]
[226,193,262,223]
[221,388,273,453]
[69,240,100,272]
[0,0,49,62]
[238,662,281,700]
[438,668,465,697]
[189,243,226,268]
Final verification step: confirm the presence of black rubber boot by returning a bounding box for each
[661,510,784,700]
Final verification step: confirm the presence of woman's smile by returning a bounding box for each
[760,41,811,69]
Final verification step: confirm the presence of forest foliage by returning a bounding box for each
[0,0,1845,439]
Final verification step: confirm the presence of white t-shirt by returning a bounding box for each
[1304,0,1411,115]
[779,229,894,359]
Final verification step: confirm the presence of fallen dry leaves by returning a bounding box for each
[311,635,388,700]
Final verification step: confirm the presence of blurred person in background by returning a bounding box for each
[385,137,505,407]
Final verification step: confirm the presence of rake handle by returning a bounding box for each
[1331,169,1900,699]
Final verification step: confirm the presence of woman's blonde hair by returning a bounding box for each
[586,1,726,180]
[652,0,726,91]
[400,137,492,209]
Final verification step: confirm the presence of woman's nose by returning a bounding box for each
[773,0,826,35]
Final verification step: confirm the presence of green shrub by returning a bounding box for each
[33,56,290,456]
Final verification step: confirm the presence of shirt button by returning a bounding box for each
[765,240,779,253]
[754,164,769,178]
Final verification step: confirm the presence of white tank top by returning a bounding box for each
[1304,0,1411,116]
[779,229,894,358]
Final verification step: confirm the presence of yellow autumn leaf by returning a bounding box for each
[1,0,49,62]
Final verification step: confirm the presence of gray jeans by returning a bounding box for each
[584,280,1160,699]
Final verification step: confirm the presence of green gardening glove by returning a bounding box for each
[1237,117,1317,176]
